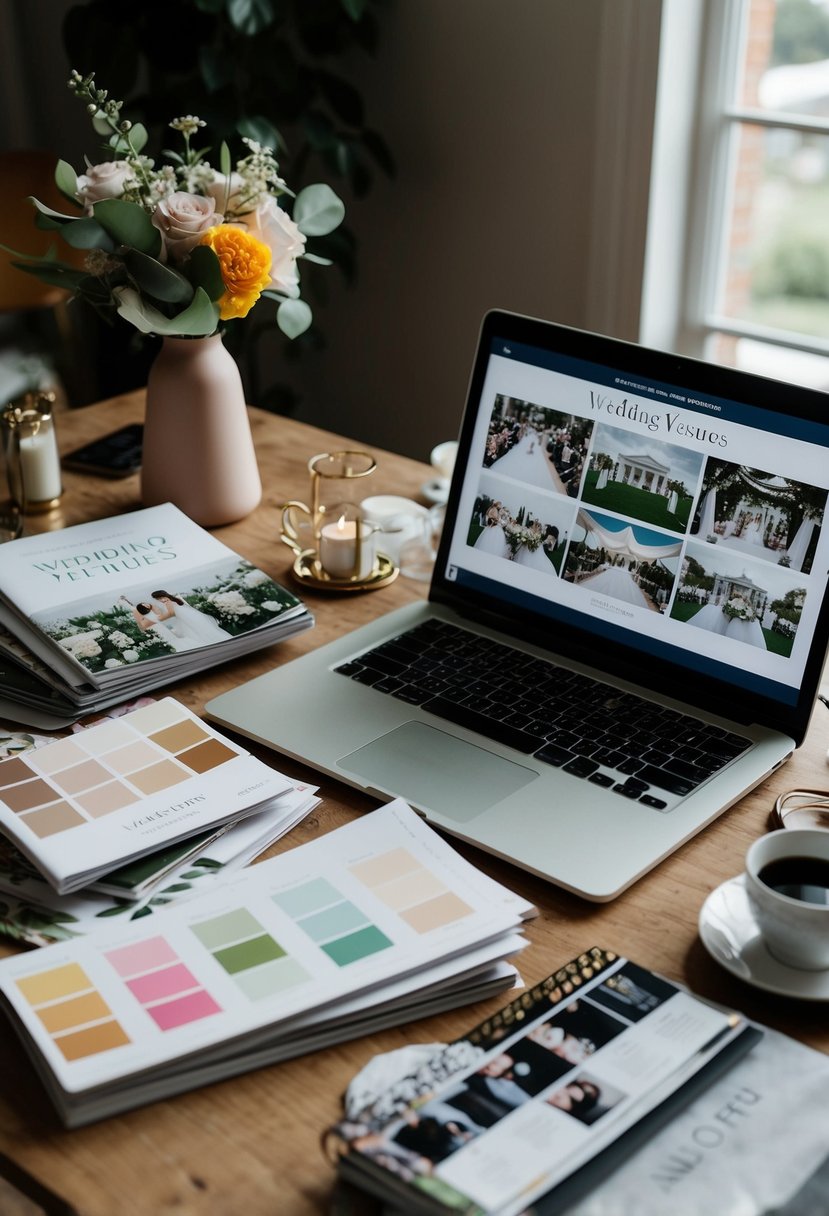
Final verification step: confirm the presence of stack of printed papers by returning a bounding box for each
[0,801,533,1125]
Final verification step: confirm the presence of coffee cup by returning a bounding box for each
[360,495,429,564]
[744,828,829,970]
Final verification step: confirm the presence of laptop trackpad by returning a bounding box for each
[339,721,537,823]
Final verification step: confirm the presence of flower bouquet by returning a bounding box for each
[723,594,755,622]
[9,71,345,338]
[5,72,348,526]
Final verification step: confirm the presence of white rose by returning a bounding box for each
[75,161,132,212]
[206,171,249,214]
[240,197,306,296]
[152,192,223,261]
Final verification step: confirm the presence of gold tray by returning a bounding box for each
[291,550,398,592]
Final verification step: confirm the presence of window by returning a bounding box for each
[644,0,829,389]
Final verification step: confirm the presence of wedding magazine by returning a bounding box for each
[0,698,297,893]
[0,800,533,1126]
[331,947,762,1216]
[0,503,312,720]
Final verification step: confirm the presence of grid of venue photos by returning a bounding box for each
[466,394,827,656]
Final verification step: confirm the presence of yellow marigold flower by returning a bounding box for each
[199,224,272,320]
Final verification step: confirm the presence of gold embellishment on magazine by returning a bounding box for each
[467,948,617,1045]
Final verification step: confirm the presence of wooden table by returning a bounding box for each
[0,394,827,1216]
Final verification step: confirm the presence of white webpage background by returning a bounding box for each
[447,354,829,694]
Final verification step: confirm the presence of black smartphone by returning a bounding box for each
[62,423,144,478]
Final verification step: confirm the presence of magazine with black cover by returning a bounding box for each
[332,947,762,1216]
[0,503,312,720]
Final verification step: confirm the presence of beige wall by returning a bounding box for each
[281,1,612,461]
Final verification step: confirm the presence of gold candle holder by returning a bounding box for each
[280,450,397,590]
[2,390,63,514]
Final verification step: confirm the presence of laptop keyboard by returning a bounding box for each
[333,619,752,811]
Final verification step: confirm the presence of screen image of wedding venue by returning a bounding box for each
[580,424,705,535]
[670,542,805,657]
[35,559,298,675]
[482,394,594,499]
[466,472,573,574]
[563,509,682,612]
[689,459,826,576]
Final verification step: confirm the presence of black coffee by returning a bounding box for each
[758,856,829,906]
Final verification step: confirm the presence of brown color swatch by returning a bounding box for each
[178,738,237,773]
[150,719,208,754]
[20,802,86,837]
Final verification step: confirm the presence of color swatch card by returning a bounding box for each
[0,698,294,893]
[0,800,532,1125]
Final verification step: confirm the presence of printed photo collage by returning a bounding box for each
[466,393,827,659]
[349,962,678,1182]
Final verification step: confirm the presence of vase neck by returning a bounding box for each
[161,333,223,352]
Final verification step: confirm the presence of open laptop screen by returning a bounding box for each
[435,313,829,727]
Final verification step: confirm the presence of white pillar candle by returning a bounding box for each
[319,517,375,580]
[18,428,62,504]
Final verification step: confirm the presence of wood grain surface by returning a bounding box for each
[0,395,826,1216]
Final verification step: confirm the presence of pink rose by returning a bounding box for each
[75,160,132,212]
[152,192,223,261]
[241,198,306,296]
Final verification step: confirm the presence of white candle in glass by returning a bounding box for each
[18,428,62,504]
[319,516,374,580]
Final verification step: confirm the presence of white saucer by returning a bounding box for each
[699,874,829,1001]
[420,477,450,506]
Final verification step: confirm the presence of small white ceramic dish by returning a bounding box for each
[699,873,829,1001]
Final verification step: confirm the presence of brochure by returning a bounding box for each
[0,697,295,893]
[0,800,533,1126]
[0,503,313,718]
[0,777,321,946]
[331,947,761,1216]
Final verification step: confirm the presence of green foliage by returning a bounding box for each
[62,0,395,199]
[772,0,829,66]
[753,233,829,301]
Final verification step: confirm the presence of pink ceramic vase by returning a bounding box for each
[141,333,262,527]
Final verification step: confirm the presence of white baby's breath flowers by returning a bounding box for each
[170,115,206,136]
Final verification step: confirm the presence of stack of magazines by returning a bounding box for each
[0,503,312,727]
[0,800,533,1126]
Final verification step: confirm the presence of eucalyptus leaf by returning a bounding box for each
[10,261,90,292]
[91,110,113,136]
[237,114,281,151]
[54,160,80,204]
[29,197,81,226]
[123,249,194,304]
[201,45,234,92]
[109,123,148,157]
[292,183,345,237]
[276,296,312,339]
[227,0,274,36]
[186,244,225,301]
[61,218,115,251]
[113,285,220,336]
[220,141,232,179]
[93,198,161,257]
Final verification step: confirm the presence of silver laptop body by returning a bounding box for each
[207,312,829,900]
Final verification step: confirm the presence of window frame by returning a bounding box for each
[642,0,829,362]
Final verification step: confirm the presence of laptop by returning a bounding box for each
[206,311,829,900]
